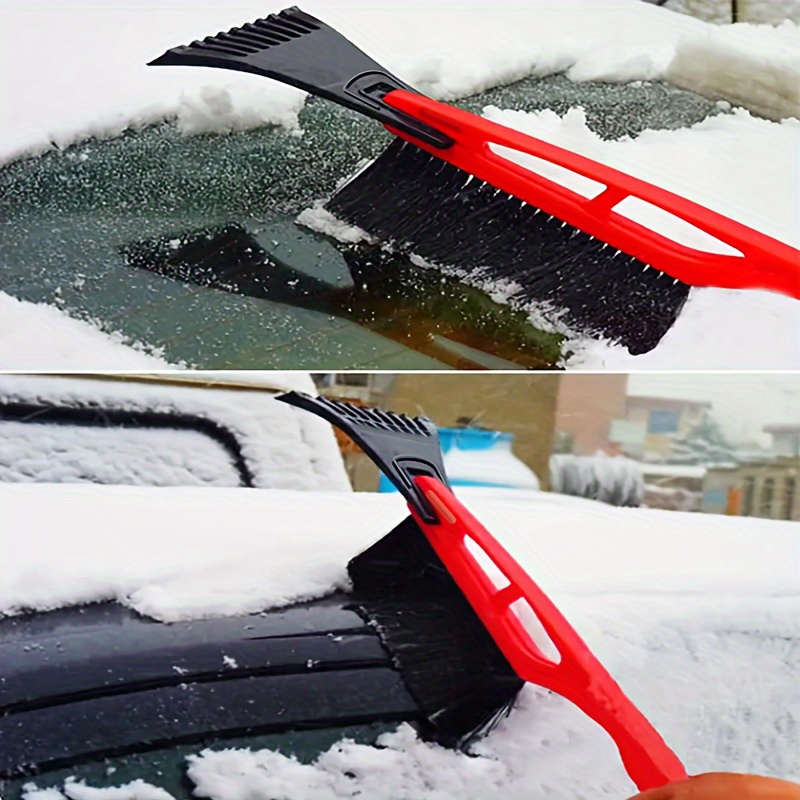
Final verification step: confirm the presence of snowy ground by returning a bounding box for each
[4,483,800,798]
[1,0,798,369]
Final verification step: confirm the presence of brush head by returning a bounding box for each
[348,515,524,747]
[327,138,691,355]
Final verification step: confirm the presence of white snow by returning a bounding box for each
[0,421,245,487]
[23,780,175,800]
[550,454,645,506]
[641,463,708,479]
[0,0,700,165]
[667,21,800,121]
[572,286,800,370]
[0,373,350,493]
[7,483,800,796]
[1,483,401,621]
[444,446,541,491]
[0,292,175,370]
[3,0,797,165]
[4,482,797,617]
[295,204,374,245]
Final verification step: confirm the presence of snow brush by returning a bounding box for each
[150,7,800,355]
[277,392,688,792]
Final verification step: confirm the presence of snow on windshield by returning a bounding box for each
[1,0,798,369]
[7,484,799,797]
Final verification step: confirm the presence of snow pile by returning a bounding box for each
[440,430,541,490]
[1,484,400,621]
[26,781,173,800]
[6,483,797,618]
[550,454,644,506]
[576,287,800,369]
[0,292,174,369]
[6,484,800,796]
[0,374,349,493]
[667,21,800,121]
[480,105,800,369]
[444,446,540,490]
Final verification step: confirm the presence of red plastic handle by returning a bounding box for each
[384,90,800,298]
[411,477,687,792]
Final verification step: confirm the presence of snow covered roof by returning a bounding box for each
[4,480,797,619]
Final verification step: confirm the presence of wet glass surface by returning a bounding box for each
[0,76,720,369]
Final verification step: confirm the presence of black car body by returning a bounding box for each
[1,516,523,798]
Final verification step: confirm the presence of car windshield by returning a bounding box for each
[0,77,719,370]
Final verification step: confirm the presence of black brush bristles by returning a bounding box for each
[327,138,691,355]
[348,516,524,748]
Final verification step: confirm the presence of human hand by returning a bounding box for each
[627,773,800,800]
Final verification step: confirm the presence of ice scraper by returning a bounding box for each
[277,392,688,792]
[150,7,800,354]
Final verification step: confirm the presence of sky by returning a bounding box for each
[627,373,800,446]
